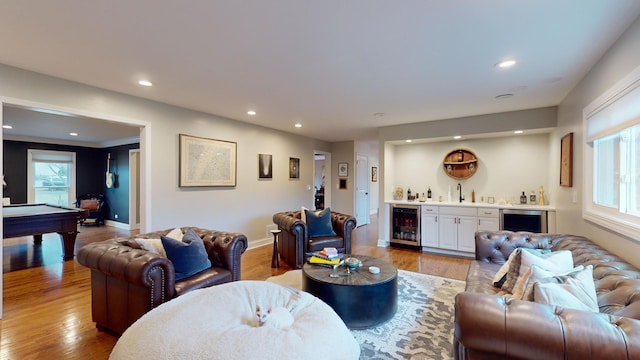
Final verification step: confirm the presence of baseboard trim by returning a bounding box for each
[104,220,131,230]
[248,237,272,250]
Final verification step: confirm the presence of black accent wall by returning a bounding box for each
[3,140,139,224]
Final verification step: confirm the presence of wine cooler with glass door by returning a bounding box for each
[390,204,421,248]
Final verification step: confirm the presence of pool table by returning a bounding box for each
[3,203,89,260]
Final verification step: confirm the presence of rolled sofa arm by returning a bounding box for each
[454,292,640,360]
[273,211,306,235]
[77,238,176,296]
[330,211,356,253]
[199,229,247,281]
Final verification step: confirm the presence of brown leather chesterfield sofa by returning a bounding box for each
[273,210,356,268]
[76,227,247,335]
[454,230,640,360]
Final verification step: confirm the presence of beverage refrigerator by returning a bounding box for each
[390,204,421,248]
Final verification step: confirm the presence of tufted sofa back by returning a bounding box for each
[475,230,640,321]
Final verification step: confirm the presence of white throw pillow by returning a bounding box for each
[301,206,310,223]
[135,237,167,257]
[533,265,599,312]
[134,227,184,257]
[521,264,585,301]
[166,227,184,241]
[508,250,574,298]
[493,248,551,288]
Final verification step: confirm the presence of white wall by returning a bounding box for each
[0,64,328,245]
[554,14,640,268]
[390,133,552,205]
[329,141,355,215]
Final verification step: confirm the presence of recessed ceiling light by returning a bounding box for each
[405,139,412,143]
[453,135,462,140]
[69,132,78,136]
[514,130,524,134]
[138,80,153,87]
[2,125,13,129]
[247,110,256,116]
[294,123,302,128]
[496,59,516,68]
[495,93,514,100]
[373,112,385,117]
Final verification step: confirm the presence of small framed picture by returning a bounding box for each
[289,157,300,179]
[338,178,348,190]
[338,162,348,177]
[487,196,495,204]
[371,167,377,182]
[258,154,272,179]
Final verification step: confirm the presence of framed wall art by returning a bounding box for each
[371,167,377,182]
[179,134,237,187]
[289,157,300,179]
[338,162,348,177]
[258,153,272,179]
[338,178,348,190]
[560,132,573,187]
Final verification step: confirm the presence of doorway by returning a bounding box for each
[0,97,151,317]
[314,151,331,210]
[355,154,370,226]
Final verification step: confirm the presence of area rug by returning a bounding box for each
[266,269,466,360]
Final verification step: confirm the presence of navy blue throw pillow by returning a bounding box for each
[161,228,212,280]
[305,207,337,237]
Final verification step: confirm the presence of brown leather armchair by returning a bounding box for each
[273,210,356,269]
[76,227,247,335]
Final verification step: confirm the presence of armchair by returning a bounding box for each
[76,226,247,335]
[75,193,106,226]
[273,210,356,269]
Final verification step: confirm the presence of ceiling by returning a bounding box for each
[2,1,640,144]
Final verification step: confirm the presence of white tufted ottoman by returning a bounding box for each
[109,280,360,360]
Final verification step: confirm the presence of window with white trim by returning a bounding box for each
[583,65,640,240]
[27,149,76,206]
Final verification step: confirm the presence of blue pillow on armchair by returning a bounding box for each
[161,228,212,280]
[305,207,337,237]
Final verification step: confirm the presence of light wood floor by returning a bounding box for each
[0,217,470,359]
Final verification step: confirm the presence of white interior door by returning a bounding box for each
[355,154,369,226]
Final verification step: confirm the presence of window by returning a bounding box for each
[27,149,76,206]
[584,65,640,240]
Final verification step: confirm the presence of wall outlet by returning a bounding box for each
[114,214,119,219]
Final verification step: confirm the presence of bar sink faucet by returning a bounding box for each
[457,183,464,203]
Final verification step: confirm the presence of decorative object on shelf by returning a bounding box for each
[560,132,573,187]
[338,162,348,177]
[393,187,403,200]
[487,196,495,204]
[520,192,527,204]
[427,186,432,200]
[407,187,415,201]
[442,148,478,180]
[539,186,545,205]
[258,154,272,179]
[179,134,237,187]
[371,167,377,182]
[472,190,476,203]
[289,157,300,179]
[530,191,536,204]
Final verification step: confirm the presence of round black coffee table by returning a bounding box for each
[302,255,398,329]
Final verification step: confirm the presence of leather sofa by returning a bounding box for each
[76,227,247,335]
[273,210,356,268]
[454,230,640,359]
